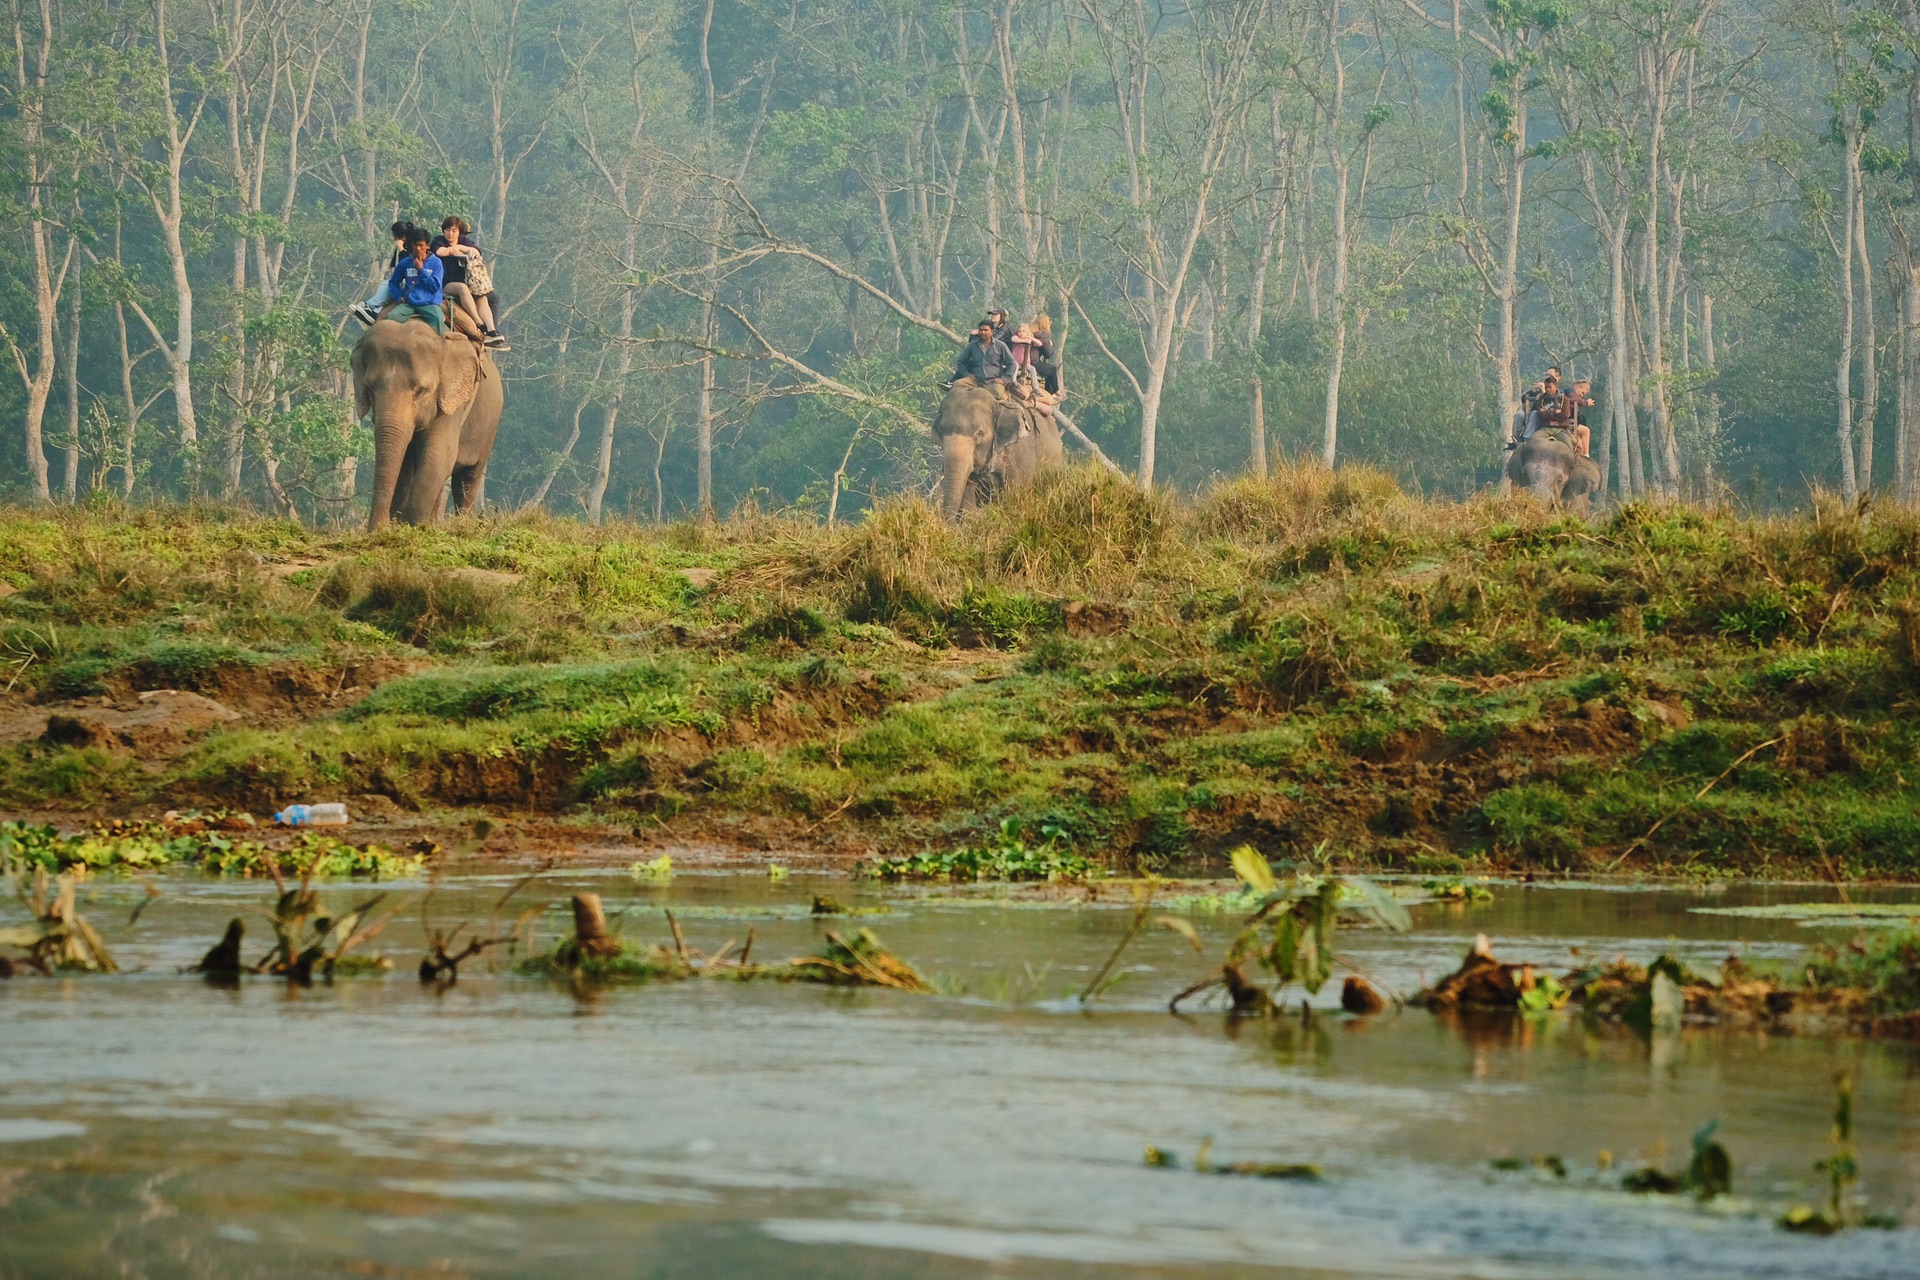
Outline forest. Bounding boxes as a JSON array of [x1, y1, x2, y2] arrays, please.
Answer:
[[2, 0, 1918, 520]]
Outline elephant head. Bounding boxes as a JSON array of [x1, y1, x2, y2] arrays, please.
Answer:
[[930, 378, 1064, 517], [932, 378, 997, 518], [351, 319, 493, 529], [1506, 434, 1603, 515]]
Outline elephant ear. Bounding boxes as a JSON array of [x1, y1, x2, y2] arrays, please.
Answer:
[[991, 402, 1027, 445], [438, 340, 480, 417], [351, 346, 373, 419]]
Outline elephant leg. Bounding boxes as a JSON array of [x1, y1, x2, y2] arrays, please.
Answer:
[[450, 460, 488, 515], [399, 420, 462, 525]]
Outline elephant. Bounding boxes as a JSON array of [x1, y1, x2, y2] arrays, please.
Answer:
[[932, 377, 1064, 518], [1506, 432, 1603, 515], [351, 318, 503, 530]]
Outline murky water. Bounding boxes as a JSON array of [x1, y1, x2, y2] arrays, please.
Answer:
[[2, 868, 1917, 1279]]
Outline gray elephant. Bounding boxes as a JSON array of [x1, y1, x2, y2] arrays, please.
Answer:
[[932, 377, 1064, 518], [1506, 433, 1603, 515], [351, 319, 503, 530]]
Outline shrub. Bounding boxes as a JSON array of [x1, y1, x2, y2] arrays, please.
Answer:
[[951, 584, 1058, 648], [1478, 784, 1581, 862], [325, 562, 522, 649]]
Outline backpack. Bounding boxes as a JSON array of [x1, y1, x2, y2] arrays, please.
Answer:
[[466, 253, 495, 296]]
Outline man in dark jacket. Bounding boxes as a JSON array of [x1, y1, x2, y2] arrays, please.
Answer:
[[1518, 374, 1559, 442], [953, 320, 1013, 385]]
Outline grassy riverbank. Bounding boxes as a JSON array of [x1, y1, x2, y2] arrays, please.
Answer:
[[3, 466, 1918, 877]]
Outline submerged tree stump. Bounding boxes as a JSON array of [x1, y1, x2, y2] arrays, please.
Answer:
[[570, 894, 622, 958], [194, 918, 245, 977], [1341, 976, 1386, 1015]]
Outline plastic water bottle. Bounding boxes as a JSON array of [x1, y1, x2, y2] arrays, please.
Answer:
[[274, 802, 349, 826]]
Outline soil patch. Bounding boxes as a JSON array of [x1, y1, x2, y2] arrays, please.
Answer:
[[37, 690, 241, 758], [96, 656, 426, 722]]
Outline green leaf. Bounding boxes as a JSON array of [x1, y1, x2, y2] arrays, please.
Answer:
[[1156, 916, 1205, 953], [1344, 875, 1412, 933], [1229, 844, 1276, 895]]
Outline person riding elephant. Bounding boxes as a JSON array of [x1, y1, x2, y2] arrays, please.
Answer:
[[352, 315, 504, 529], [1568, 378, 1595, 457], [1506, 432, 1602, 516], [953, 320, 1014, 387], [931, 376, 1062, 518], [1027, 314, 1061, 395]]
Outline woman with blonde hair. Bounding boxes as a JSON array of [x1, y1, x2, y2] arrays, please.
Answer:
[[1028, 314, 1060, 396]]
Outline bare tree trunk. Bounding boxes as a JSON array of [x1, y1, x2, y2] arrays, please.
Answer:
[[1608, 215, 1646, 500], [652, 424, 669, 525], [1319, 20, 1350, 469], [697, 317, 715, 514], [1834, 102, 1863, 500], [1249, 378, 1267, 478], [1855, 185, 1877, 491], [1896, 250, 1918, 503], [698, 0, 719, 516], [61, 258, 79, 501], [1492, 77, 1526, 451], [586, 405, 617, 524], [527, 400, 586, 510], [114, 295, 138, 498], [6, 0, 64, 503], [1643, 139, 1680, 491]]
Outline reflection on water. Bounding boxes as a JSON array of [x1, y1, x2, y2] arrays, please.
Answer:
[[0, 870, 1916, 1279]]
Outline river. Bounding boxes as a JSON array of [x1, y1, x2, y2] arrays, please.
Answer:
[[2, 868, 1916, 1278]]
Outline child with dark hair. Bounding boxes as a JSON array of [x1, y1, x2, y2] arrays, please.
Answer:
[[351, 221, 416, 327]]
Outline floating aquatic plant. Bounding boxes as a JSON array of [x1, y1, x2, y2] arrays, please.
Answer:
[[861, 819, 1091, 882], [0, 818, 425, 879]]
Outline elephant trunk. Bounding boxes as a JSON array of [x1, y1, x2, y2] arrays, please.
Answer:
[[938, 430, 977, 519], [366, 388, 414, 531]]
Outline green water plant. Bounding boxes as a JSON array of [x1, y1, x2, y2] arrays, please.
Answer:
[[1780, 1074, 1898, 1232], [861, 819, 1091, 882], [1168, 845, 1410, 1013], [0, 819, 424, 879], [1618, 1122, 1732, 1201]]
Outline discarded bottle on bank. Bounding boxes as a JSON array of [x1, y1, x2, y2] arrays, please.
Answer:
[[274, 803, 349, 826]]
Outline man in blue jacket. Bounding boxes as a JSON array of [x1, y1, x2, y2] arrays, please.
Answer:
[[385, 229, 446, 334]]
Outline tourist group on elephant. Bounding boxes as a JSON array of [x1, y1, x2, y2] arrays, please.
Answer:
[[348, 216, 505, 531], [932, 308, 1068, 517], [1504, 365, 1603, 513]]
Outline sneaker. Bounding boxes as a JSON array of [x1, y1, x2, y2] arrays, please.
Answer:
[[483, 332, 510, 351], [349, 303, 378, 326]]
